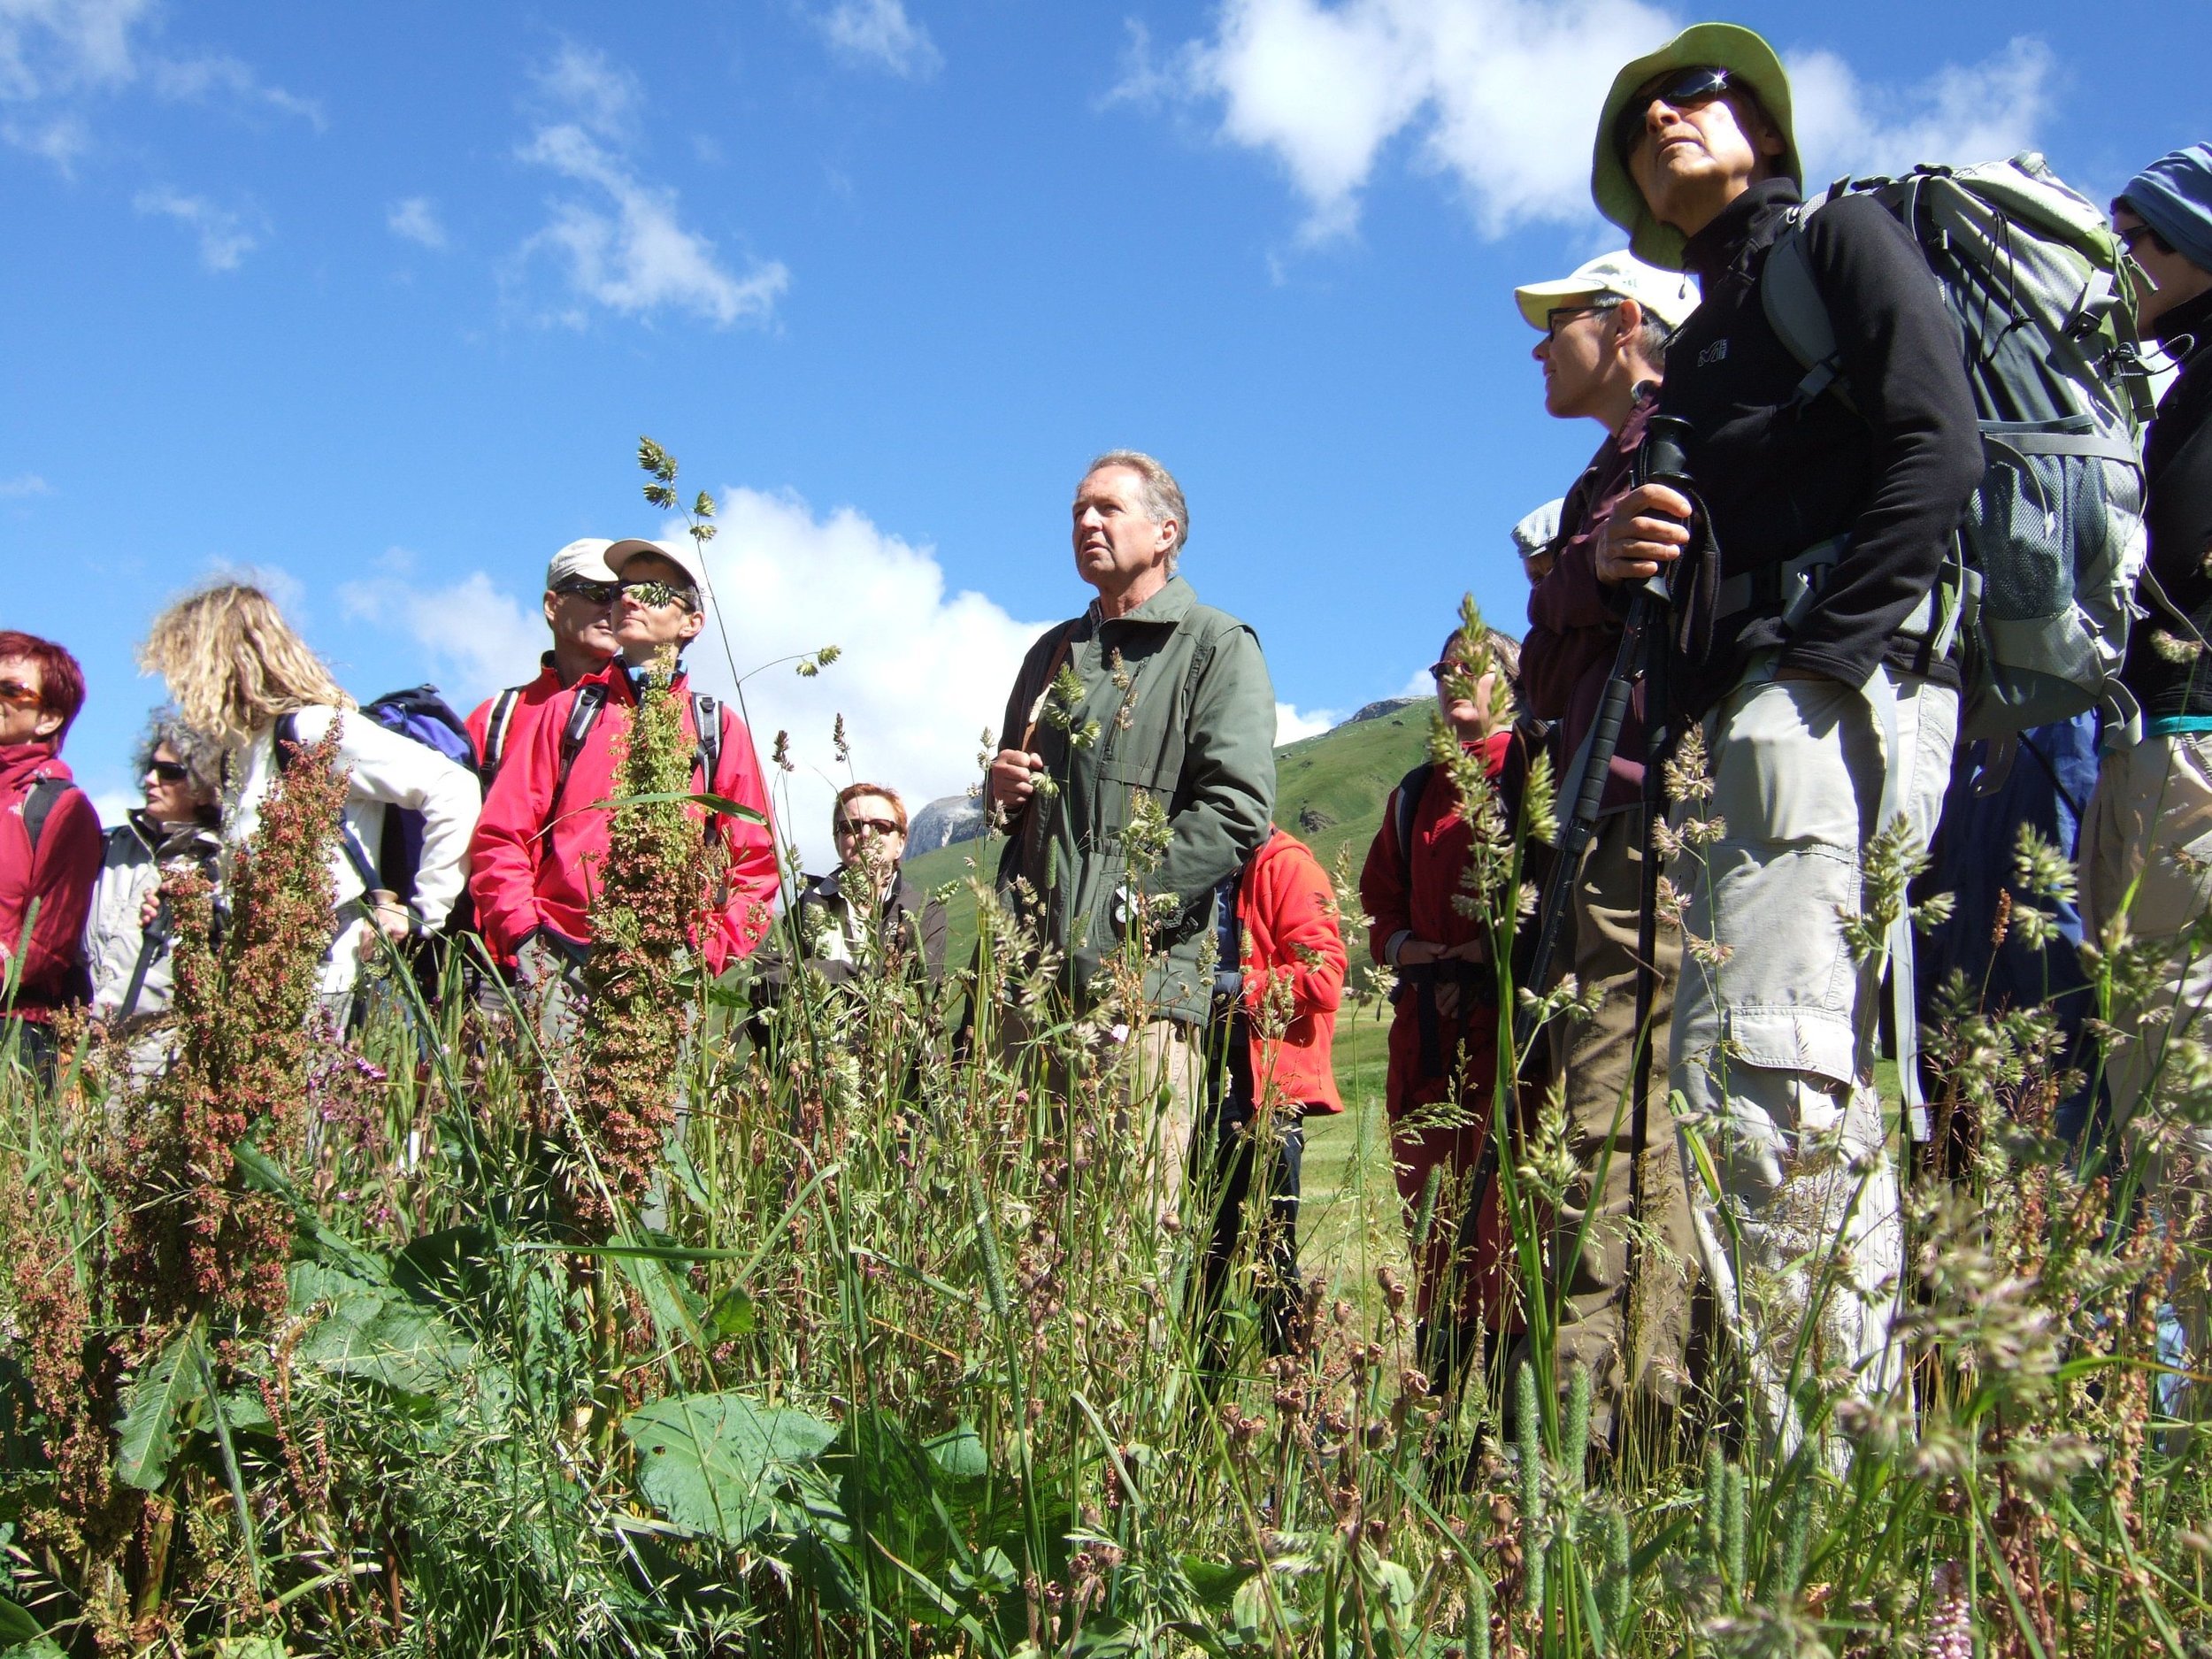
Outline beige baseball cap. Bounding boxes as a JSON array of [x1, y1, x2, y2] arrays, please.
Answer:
[[605, 537, 710, 609], [1514, 250, 1701, 333], [544, 537, 618, 590]]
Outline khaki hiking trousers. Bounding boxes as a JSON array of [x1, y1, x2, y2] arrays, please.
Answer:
[[1670, 664, 1956, 1458]]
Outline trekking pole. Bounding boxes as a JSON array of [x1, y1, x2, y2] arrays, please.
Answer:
[[116, 900, 171, 1024], [1424, 399, 1694, 1393]]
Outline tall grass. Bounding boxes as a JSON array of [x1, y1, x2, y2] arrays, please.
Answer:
[[0, 503, 2205, 1658]]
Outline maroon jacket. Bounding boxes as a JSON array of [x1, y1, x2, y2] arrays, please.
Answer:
[[0, 743, 102, 1020], [1521, 398, 1652, 816]]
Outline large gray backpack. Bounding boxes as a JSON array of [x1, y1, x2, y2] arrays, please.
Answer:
[[1762, 152, 2156, 741]]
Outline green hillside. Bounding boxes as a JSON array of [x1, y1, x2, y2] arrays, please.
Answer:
[[900, 704, 1434, 979]]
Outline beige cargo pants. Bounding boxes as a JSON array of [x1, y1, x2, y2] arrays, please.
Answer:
[[2078, 731, 2212, 1422], [1669, 664, 1956, 1457]]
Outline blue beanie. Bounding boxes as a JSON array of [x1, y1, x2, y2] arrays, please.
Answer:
[[2123, 142, 2212, 275]]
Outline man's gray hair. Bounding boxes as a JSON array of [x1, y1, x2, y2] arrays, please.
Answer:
[[1628, 307, 1673, 373], [1083, 449, 1190, 572], [133, 705, 222, 798]]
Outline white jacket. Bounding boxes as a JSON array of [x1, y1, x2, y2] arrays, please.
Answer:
[[223, 705, 480, 996], [83, 812, 224, 1021]]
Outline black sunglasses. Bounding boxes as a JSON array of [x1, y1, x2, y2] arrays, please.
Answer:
[[1546, 298, 1624, 337], [148, 760, 191, 783], [2117, 220, 2174, 259], [552, 577, 620, 604], [618, 579, 700, 611], [837, 816, 902, 838], [1614, 65, 1736, 162]]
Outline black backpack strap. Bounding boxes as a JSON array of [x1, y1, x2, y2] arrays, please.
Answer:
[[691, 693, 722, 789], [19, 776, 73, 858], [544, 681, 609, 838], [273, 711, 301, 771], [481, 686, 525, 784], [1393, 763, 1433, 869]]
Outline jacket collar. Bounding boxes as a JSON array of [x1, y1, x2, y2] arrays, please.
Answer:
[[2155, 287, 2212, 361], [588, 657, 691, 704], [1682, 174, 1801, 286], [0, 741, 66, 796], [1087, 572, 1198, 630]]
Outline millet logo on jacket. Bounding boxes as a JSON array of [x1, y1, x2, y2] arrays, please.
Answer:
[[1698, 338, 1730, 367]]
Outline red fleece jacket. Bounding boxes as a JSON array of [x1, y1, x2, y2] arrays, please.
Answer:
[[1235, 827, 1346, 1113], [0, 743, 102, 1020], [468, 663, 780, 971]]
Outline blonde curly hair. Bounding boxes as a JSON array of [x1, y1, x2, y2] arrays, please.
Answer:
[[137, 583, 351, 753]]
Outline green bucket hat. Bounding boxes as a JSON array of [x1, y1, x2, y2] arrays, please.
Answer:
[[1591, 22, 1801, 271]]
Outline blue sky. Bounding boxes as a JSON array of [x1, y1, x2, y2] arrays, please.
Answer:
[[3, 0, 2204, 852]]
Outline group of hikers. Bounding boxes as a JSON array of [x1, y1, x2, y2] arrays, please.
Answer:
[[4, 23, 2209, 1462]]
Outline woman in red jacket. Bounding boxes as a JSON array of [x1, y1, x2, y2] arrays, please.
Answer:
[[1360, 628, 1534, 1386], [1194, 825, 1346, 1365]]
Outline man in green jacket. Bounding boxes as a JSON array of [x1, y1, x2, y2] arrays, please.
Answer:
[[987, 450, 1278, 1210]]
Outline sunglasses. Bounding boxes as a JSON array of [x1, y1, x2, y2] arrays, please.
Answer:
[[0, 679, 42, 710], [2117, 220, 2174, 259], [1428, 661, 1471, 683], [837, 816, 902, 838], [1546, 298, 1623, 337], [147, 760, 191, 783], [553, 577, 620, 604], [1614, 65, 1736, 162], [618, 579, 699, 611]]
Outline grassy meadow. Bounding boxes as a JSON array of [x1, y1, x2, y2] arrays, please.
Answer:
[[0, 648, 2206, 1659]]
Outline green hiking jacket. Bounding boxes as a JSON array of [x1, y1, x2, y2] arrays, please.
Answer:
[[994, 575, 1277, 1024]]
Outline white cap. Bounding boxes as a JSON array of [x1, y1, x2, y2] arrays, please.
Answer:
[[605, 537, 710, 607], [1511, 498, 1565, 558], [544, 537, 618, 590], [1513, 250, 1700, 333]]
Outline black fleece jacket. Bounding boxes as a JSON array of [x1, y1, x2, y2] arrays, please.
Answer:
[[1656, 177, 1984, 718], [2122, 287, 2212, 722]]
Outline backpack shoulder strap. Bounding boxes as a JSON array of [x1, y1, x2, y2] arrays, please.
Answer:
[[20, 776, 74, 858], [1392, 763, 1433, 869], [546, 681, 609, 833], [1760, 209, 1852, 412], [273, 710, 301, 772], [482, 686, 525, 780], [690, 693, 722, 787]]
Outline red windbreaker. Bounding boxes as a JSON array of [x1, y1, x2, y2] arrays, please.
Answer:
[[1235, 827, 1346, 1113], [0, 743, 102, 1021], [468, 663, 780, 971]]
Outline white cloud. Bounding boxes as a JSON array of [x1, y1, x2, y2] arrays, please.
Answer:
[[339, 567, 544, 709], [1121, 1, 2057, 243], [514, 46, 788, 328], [677, 487, 1047, 869], [341, 490, 1048, 871], [1276, 702, 1339, 743], [815, 0, 941, 79], [134, 186, 260, 270], [0, 0, 150, 100], [1, 1, 318, 171], [0, 472, 50, 497], [89, 787, 137, 831], [531, 40, 638, 138], [1789, 38, 2055, 185], [386, 195, 446, 249], [147, 52, 323, 128]]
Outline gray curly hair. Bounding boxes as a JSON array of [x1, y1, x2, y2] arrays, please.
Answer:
[[132, 706, 223, 799]]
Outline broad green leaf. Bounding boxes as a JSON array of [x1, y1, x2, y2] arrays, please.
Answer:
[[622, 1392, 836, 1544], [114, 1326, 204, 1492], [0, 1594, 41, 1644], [300, 1297, 472, 1398], [710, 1286, 757, 1340], [212, 1639, 288, 1659], [924, 1424, 987, 1481]]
